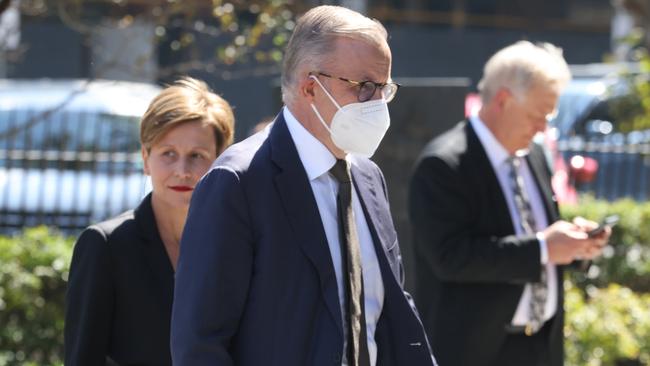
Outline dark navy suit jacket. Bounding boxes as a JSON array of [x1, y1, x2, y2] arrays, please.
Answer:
[[171, 112, 436, 366]]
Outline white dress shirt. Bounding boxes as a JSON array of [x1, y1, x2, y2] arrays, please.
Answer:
[[469, 115, 558, 325], [284, 107, 385, 366]]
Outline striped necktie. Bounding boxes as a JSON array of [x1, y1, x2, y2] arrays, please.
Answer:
[[506, 156, 547, 335]]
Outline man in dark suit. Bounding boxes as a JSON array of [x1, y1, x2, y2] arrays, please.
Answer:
[[171, 5, 436, 366], [409, 41, 611, 366]]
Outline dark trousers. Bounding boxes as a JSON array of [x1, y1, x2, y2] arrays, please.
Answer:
[[492, 319, 553, 366]]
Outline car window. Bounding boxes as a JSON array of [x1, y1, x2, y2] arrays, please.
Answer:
[[0, 109, 141, 171], [570, 99, 614, 136], [551, 93, 597, 136]]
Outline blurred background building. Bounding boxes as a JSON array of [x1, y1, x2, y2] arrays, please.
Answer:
[[2, 0, 617, 138]]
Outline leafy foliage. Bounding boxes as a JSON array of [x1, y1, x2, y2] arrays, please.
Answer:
[[607, 27, 650, 133], [562, 197, 650, 365], [565, 283, 650, 366], [0, 227, 72, 366], [561, 196, 650, 293], [17, 0, 297, 78]]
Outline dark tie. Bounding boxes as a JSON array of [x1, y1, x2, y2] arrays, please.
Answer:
[[329, 159, 371, 366], [506, 156, 548, 335]]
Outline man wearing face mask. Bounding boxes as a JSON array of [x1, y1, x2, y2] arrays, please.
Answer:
[[171, 5, 437, 366]]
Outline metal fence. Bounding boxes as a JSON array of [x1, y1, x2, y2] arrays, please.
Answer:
[[558, 137, 650, 202], [0, 108, 150, 233]]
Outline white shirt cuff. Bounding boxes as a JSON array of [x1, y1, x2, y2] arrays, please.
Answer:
[[537, 232, 548, 264]]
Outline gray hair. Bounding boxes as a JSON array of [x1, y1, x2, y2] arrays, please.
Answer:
[[281, 5, 388, 105], [478, 41, 571, 103]]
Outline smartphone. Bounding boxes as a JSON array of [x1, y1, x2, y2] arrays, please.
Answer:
[[587, 214, 619, 237]]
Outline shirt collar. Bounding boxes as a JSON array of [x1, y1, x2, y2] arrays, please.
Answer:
[[469, 114, 529, 169], [283, 106, 340, 181]]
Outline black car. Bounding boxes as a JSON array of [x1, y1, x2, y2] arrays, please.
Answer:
[[550, 64, 650, 201]]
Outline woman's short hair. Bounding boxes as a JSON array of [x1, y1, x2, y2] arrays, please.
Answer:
[[140, 77, 235, 154], [280, 5, 388, 105], [478, 41, 571, 103]]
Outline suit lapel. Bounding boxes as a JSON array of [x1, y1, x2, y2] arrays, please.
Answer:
[[465, 122, 515, 234], [350, 164, 398, 277], [135, 194, 175, 306], [525, 146, 559, 221], [270, 113, 343, 336]]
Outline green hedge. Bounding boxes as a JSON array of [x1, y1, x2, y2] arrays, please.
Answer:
[[561, 197, 650, 292], [565, 282, 650, 366], [562, 197, 650, 366], [0, 227, 72, 366], [2, 198, 650, 366]]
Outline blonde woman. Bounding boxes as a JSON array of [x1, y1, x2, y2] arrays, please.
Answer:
[[64, 77, 235, 366]]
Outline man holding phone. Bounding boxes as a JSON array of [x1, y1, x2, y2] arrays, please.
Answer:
[[409, 41, 611, 366], [587, 215, 619, 238]]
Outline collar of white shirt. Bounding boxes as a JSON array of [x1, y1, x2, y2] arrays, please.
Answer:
[[283, 106, 351, 180], [469, 114, 529, 169]]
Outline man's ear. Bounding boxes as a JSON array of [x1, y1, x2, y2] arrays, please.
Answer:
[[141, 146, 150, 176], [300, 75, 317, 102], [494, 88, 513, 112]]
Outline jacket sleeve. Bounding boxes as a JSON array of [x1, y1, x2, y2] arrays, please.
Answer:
[[171, 166, 254, 366], [409, 155, 541, 284], [64, 227, 114, 366]]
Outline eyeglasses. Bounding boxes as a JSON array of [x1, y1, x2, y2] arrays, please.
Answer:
[[310, 71, 401, 103]]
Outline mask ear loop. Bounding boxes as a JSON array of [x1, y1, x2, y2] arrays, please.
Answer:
[[309, 74, 342, 133], [310, 103, 332, 133], [309, 75, 342, 109]]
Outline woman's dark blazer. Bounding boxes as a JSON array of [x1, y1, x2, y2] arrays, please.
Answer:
[[65, 193, 174, 366]]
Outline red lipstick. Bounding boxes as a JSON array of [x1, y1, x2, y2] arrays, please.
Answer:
[[170, 186, 193, 192]]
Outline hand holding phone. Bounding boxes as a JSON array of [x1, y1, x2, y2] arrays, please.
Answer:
[[587, 214, 619, 237]]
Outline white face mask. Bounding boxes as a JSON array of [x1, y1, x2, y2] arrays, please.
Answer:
[[309, 75, 390, 158]]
